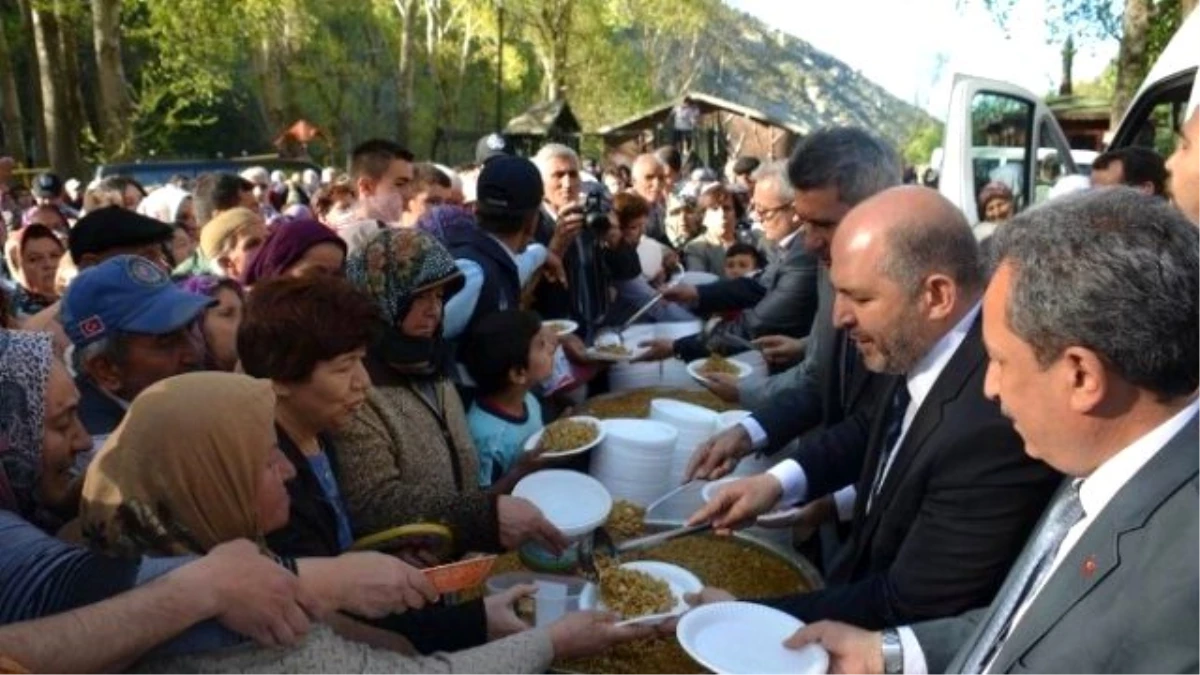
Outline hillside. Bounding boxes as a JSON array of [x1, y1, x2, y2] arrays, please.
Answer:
[[626, 4, 937, 147]]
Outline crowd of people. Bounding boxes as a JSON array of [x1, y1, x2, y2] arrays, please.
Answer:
[[0, 100, 1196, 674]]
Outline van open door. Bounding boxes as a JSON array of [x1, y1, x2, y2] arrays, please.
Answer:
[[939, 75, 1078, 225]]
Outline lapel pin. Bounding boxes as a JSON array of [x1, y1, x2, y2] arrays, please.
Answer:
[[1082, 554, 1097, 577]]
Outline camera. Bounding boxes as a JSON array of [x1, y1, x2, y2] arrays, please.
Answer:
[[582, 188, 613, 236]]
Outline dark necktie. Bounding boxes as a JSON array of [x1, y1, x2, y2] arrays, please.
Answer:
[[867, 383, 911, 509], [961, 482, 1086, 673]]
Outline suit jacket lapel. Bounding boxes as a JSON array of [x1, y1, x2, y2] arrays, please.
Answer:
[[871, 318, 986, 516], [990, 418, 1199, 672]]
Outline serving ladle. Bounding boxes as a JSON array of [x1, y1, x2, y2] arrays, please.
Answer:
[[577, 522, 714, 580]]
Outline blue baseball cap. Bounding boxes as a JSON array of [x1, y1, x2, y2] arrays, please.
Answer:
[[61, 255, 215, 348]]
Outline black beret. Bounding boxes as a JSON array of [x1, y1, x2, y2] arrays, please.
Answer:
[[732, 156, 761, 176], [69, 206, 174, 264]]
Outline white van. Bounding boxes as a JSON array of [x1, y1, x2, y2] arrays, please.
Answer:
[[938, 10, 1198, 223]]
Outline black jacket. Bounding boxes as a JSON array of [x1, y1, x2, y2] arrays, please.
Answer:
[[693, 235, 819, 344], [532, 209, 609, 339], [266, 426, 488, 654], [764, 318, 1061, 629], [444, 225, 522, 339]]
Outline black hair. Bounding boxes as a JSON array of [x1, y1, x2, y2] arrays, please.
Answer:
[[1092, 146, 1167, 196], [654, 146, 682, 173], [724, 242, 765, 269], [463, 310, 543, 395], [351, 139, 415, 183]]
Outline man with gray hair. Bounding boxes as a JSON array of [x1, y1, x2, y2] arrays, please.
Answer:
[[690, 185, 1059, 630], [640, 160, 819, 362], [532, 143, 606, 348], [788, 187, 1198, 674], [631, 153, 671, 246]]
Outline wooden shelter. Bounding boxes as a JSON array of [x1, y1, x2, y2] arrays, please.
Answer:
[[503, 100, 582, 156], [1047, 95, 1111, 151], [596, 92, 806, 170]]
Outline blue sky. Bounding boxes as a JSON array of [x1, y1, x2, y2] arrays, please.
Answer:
[[726, 0, 1119, 119]]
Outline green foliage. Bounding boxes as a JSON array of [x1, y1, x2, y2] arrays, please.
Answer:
[[903, 122, 945, 166]]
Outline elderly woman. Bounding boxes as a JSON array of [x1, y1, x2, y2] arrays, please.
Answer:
[[0, 330, 91, 530], [76, 371, 649, 672], [240, 217, 347, 287], [684, 183, 757, 277], [178, 275, 245, 372], [239, 275, 541, 654], [4, 224, 65, 318], [978, 181, 1015, 223], [335, 229, 566, 556]]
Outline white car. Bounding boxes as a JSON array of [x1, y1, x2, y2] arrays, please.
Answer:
[[938, 11, 1198, 224]]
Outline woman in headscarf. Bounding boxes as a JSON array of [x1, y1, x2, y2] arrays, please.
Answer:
[[335, 229, 566, 555], [3, 224, 65, 319], [239, 217, 346, 287], [178, 275, 245, 372], [138, 184, 204, 276], [0, 330, 91, 530], [240, 274, 535, 654], [975, 180, 1016, 245], [77, 371, 648, 673]]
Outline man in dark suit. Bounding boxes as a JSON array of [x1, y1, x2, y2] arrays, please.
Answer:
[[788, 187, 1199, 674], [691, 186, 1060, 629], [656, 161, 819, 359], [685, 127, 902, 480]]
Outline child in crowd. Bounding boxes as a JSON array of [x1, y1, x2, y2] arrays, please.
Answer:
[[463, 309, 557, 490], [722, 242, 765, 279]]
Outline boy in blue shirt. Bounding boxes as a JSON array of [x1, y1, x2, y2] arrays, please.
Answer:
[[463, 310, 557, 489]]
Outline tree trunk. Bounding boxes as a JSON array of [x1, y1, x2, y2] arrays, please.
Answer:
[[17, 0, 49, 165], [1111, 0, 1151, 127], [394, 0, 417, 146], [0, 14, 29, 163], [91, 0, 132, 158], [1182, 0, 1197, 17], [30, 3, 80, 175], [55, 0, 91, 156]]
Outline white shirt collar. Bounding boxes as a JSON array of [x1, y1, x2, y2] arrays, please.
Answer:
[[905, 302, 981, 405], [778, 229, 801, 251], [1077, 399, 1199, 519]]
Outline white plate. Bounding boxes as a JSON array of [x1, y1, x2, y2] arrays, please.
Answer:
[[544, 319, 579, 337], [580, 561, 703, 625], [676, 601, 829, 674], [671, 271, 720, 286], [523, 416, 605, 458], [686, 358, 753, 385], [511, 469, 612, 538]]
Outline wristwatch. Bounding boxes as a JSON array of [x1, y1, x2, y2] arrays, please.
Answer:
[[880, 627, 904, 674]]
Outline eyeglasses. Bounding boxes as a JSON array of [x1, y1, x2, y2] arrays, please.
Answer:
[[753, 202, 792, 220]]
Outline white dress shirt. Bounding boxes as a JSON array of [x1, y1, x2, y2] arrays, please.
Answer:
[[899, 398, 1200, 674], [765, 303, 980, 509]]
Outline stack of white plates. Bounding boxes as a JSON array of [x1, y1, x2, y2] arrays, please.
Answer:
[[589, 418, 678, 507], [650, 399, 720, 486], [609, 322, 705, 392]]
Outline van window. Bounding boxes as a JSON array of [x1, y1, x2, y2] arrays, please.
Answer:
[[1112, 69, 1196, 155], [1034, 119, 1067, 205], [972, 92, 1034, 211]]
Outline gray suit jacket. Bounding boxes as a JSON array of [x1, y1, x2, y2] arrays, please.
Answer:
[[912, 414, 1199, 673]]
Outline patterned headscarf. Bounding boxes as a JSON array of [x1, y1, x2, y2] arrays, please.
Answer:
[[345, 229, 464, 376], [0, 329, 53, 516], [345, 228, 463, 326], [79, 372, 277, 557]]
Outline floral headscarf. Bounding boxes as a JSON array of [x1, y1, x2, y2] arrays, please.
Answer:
[[345, 229, 464, 375], [345, 228, 463, 326], [79, 372, 277, 557], [0, 329, 53, 517]]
